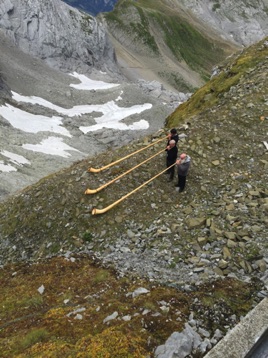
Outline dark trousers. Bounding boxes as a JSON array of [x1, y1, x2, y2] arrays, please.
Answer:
[[177, 175, 186, 191], [166, 159, 175, 179]]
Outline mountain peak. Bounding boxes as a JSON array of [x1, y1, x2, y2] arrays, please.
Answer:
[[0, 0, 118, 75]]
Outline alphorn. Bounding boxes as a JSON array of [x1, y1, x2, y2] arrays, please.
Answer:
[[91, 162, 176, 215], [88, 136, 168, 173], [85, 148, 166, 194]]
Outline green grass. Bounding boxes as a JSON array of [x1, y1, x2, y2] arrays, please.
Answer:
[[166, 36, 268, 127], [151, 12, 224, 70], [17, 328, 50, 351]]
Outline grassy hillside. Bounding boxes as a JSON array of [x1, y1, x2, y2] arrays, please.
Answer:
[[104, 0, 238, 91], [166, 36, 268, 126]]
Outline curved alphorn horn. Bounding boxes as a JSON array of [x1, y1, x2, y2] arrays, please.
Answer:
[[91, 162, 176, 215], [88, 136, 168, 173], [85, 148, 166, 194]]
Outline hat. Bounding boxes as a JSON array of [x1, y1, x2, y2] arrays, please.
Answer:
[[180, 153, 186, 159]]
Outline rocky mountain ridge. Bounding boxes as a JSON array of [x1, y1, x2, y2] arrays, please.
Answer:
[[179, 0, 268, 46], [2, 0, 268, 95], [0, 0, 118, 76]]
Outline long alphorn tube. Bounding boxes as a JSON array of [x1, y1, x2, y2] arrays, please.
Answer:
[[85, 148, 166, 194], [88, 136, 168, 173], [92, 162, 176, 215]]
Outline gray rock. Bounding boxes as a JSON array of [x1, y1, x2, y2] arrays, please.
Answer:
[[179, 0, 268, 46], [103, 311, 118, 324], [0, 0, 118, 76], [154, 323, 202, 358]]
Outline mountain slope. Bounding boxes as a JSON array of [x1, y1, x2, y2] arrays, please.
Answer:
[[1, 37, 267, 279], [0, 37, 267, 356], [166, 37, 268, 126], [179, 0, 268, 46], [0, 1, 268, 356], [103, 0, 240, 92]]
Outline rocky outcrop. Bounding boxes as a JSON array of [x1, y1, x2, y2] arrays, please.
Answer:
[[0, 0, 118, 75], [180, 0, 268, 46], [0, 73, 10, 101]]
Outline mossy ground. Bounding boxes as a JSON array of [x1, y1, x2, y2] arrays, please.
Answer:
[[0, 257, 262, 357]]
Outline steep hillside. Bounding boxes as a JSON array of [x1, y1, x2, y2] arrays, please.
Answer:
[[0, 38, 267, 357], [103, 0, 240, 92], [166, 36, 268, 125]]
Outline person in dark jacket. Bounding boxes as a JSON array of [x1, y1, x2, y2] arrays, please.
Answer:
[[175, 153, 191, 192], [165, 139, 178, 181], [167, 128, 179, 146]]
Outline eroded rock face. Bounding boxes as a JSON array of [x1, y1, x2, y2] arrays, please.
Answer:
[[0, 74, 10, 101], [0, 0, 118, 75], [180, 0, 268, 46]]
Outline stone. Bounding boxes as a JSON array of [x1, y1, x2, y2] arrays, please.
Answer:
[[127, 287, 150, 298], [198, 327, 211, 338], [103, 311, 118, 324], [187, 217, 206, 228], [214, 267, 224, 276], [197, 237, 208, 245], [251, 225, 262, 233], [223, 246, 232, 259], [227, 239, 237, 248], [218, 259, 228, 269], [212, 160, 220, 166], [224, 232, 237, 240], [37, 284, 45, 294], [127, 229, 135, 239], [226, 204, 235, 211], [154, 324, 202, 358], [255, 259, 267, 272], [115, 216, 123, 223]]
